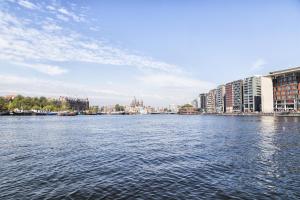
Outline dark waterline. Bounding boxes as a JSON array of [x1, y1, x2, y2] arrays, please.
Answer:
[[0, 115, 300, 199]]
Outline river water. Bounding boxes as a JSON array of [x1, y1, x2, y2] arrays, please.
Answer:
[[0, 115, 300, 199]]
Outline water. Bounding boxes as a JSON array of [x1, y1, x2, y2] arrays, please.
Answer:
[[0, 115, 300, 199]]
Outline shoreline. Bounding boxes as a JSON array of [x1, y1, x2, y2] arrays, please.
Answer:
[[1, 112, 300, 117]]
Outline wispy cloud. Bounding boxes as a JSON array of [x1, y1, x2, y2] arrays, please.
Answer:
[[57, 7, 82, 22], [0, 73, 214, 106], [12, 62, 68, 75], [0, 0, 211, 105], [0, 1, 180, 74], [16, 0, 40, 10], [138, 74, 215, 89], [251, 58, 266, 71], [0, 74, 129, 99], [42, 22, 62, 32], [136, 73, 215, 105]]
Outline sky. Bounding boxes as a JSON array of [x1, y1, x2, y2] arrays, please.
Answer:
[[1, 0, 300, 106]]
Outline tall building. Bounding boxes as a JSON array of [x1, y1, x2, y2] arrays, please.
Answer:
[[243, 76, 273, 113], [225, 82, 233, 113], [269, 67, 300, 112], [233, 80, 244, 112], [225, 80, 243, 113], [198, 93, 207, 112], [261, 76, 274, 113], [206, 89, 216, 113], [216, 85, 226, 113], [243, 76, 261, 112]]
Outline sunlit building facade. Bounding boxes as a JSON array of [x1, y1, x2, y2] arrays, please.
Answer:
[[243, 76, 261, 112], [243, 76, 273, 113], [226, 80, 243, 113], [206, 89, 216, 113], [216, 85, 226, 113], [269, 67, 300, 112], [225, 82, 233, 113]]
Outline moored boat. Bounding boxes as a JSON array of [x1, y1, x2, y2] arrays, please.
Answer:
[[0, 111, 10, 116], [32, 110, 48, 116], [12, 110, 33, 116], [47, 112, 58, 116], [58, 111, 77, 116]]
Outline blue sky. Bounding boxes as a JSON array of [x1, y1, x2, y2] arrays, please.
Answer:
[[1, 0, 300, 106]]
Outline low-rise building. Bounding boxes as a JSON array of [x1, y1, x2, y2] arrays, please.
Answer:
[[59, 96, 89, 112]]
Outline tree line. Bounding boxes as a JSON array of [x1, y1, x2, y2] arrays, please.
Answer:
[[0, 95, 66, 111], [0, 95, 125, 113]]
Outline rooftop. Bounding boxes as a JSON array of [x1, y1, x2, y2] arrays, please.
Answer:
[[268, 66, 300, 76]]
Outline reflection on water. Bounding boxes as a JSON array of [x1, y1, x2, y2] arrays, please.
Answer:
[[0, 115, 300, 199]]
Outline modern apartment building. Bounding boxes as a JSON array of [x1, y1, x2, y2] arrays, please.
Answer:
[[198, 93, 207, 112], [191, 66, 300, 114], [243, 76, 273, 113], [216, 85, 226, 113], [206, 89, 216, 113], [232, 80, 244, 112], [225, 82, 233, 113], [243, 76, 261, 112], [225, 80, 243, 113], [268, 67, 300, 112], [261, 76, 274, 113]]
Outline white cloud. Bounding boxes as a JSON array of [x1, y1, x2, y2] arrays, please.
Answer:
[[0, 0, 209, 106], [56, 14, 69, 22], [0, 74, 129, 99], [42, 23, 62, 32], [138, 74, 215, 89], [251, 58, 266, 71], [16, 0, 39, 10], [12, 62, 68, 75], [136, 73, 215, 105], [0, 73, 214, 106], [57, 7, 81, 22], [0, 9, 180, 74]]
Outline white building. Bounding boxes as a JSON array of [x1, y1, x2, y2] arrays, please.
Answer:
[[243, 76, 274, 113], [216, 85, 226, 113], [206, 89, 216, 113], [261, 76, 274, 113]]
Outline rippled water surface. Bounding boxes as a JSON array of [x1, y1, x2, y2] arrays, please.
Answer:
[[0, 115, 300, 199]]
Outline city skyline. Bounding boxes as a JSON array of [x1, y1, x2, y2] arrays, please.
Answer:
[[1, 0, 300, 106]]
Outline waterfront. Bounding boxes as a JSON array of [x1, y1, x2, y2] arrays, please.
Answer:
[[0, 115, 300, 199]]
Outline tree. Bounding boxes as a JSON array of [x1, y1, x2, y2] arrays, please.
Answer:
[[0, 97, 8, 111], [32, 105, 41, 111], [8, 95, 24, 110], [89, 106, 99, 113], [43, 105, 56, 111], [115, 104, 125, 112], [181, 104, 193, 108]]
